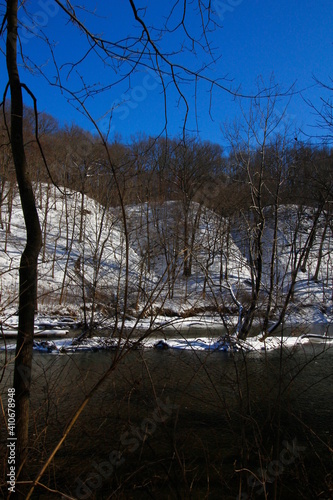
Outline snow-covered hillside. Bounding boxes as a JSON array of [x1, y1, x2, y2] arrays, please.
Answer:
[[0, 183, 332, 331], [0, 184, 146, 325]]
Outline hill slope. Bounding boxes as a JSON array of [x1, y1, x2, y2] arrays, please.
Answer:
[[0, 184, 332, 330]]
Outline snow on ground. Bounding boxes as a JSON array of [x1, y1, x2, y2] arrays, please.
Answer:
[[0, 184, 333, 351], [2, 330, 333, 354]]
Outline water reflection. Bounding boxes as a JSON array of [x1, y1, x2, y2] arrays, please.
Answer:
[[1, 336, 332, 499]]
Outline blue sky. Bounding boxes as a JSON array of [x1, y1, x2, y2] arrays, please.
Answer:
[[0, 0, 332, 146]]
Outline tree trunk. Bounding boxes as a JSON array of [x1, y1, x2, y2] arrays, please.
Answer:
[[6, 0, 42, 496], [183, 210, 191, 277], [314, 211, 329, 282]]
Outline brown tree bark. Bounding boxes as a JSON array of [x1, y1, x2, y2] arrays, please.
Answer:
[[6, 0, 42, 496]]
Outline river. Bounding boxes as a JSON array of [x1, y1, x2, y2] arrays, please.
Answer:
[[1, 330, 332, 499]]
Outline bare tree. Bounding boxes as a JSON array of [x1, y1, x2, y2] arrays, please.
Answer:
[[3, 1, 42, 496], [168, 137, 223, 277], [222, 82, 302, 339]]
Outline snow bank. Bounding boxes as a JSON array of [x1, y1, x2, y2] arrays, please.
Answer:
[[0, 184, 332, 332]]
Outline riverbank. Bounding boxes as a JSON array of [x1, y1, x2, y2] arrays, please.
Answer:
[[1, 312, 333, 354]]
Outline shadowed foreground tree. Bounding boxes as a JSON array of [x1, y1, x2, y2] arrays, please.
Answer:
[[3, 0, 42, 497]]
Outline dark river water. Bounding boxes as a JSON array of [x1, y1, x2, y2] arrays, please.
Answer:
[[1, 333, 333, 499]]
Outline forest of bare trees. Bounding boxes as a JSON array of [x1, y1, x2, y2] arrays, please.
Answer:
[[1, 100, 333, 337], [1, 1, 333, 499]]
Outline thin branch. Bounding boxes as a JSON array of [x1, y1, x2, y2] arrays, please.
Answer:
[[20, 83, 67, 196]]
